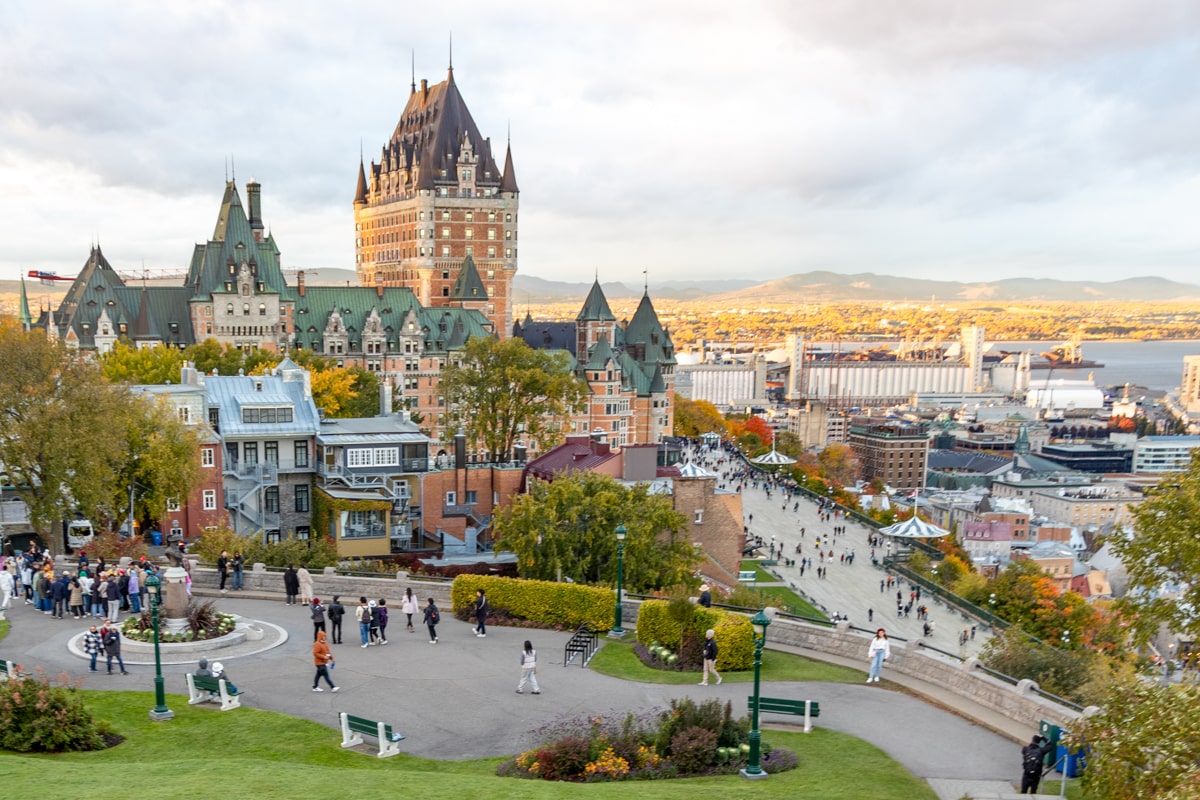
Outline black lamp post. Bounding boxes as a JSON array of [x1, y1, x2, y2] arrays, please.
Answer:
[[146, 572, 173, 721], [610, 523, 627, 638], [741, 608, 771, 780]]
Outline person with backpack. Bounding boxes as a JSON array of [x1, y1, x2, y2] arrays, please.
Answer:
[[101, 620, 128, 675], [376, 598, 389, 645], [310, 598, 327, 641], [473, 589, 489, 637], [326, 595, 345, 644], [355, 597, 371, 647], [1020, 734, 1056, 794], [423, 597, 440, 644]]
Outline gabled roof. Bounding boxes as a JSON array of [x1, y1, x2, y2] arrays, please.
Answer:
[[576, 279, 615, 322], [448, 255, 487, 300], [623, 291, 676, 367], [184, 182, 288, 301], [514, 320, 576, 354], [586, 334, 617, 370], [523, 437, 620, 484]]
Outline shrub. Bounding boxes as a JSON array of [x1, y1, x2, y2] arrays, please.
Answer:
[[0, 671, 105, 753], [121, 601, 235, 642], [84, 531, 147, 563], [669, 726, 717, 774], [534, 735, 592, 781], [636, 600, 754, 671], [451, 574, 614, 630], [762, 746, 800, 774], [657, 697, 744, 754]]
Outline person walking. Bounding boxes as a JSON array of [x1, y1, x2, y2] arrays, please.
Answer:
[[423, 597, 440, 643], [231, 551, 245, 590], [311, 597, 327, 641], [376, 598, 389, 645], [473, 589, 489, 637], [105, 573, 121, 622], [367, 600, 381, 645], [311, 631, 338, 692], [101, 620, 128, 675], [402, 588, 417, 632], [297, 564, 314, 606], [516, 640, 540, 694], [699, 629, 722, 686], [217, 550, 229, 592], [866, 628, 890, 684], [82, 625, 104, 672], [283, 565, 299, 605], [327, 595, 345, 644], [355, 597, 371, 647], [1020, 734, 1055, 794]]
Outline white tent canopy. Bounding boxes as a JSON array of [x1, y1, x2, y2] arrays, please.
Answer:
[[879, 516, 950, 540], [751, 444, 796, 466]]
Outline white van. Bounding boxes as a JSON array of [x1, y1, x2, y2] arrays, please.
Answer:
[[66, 520, 95, 550]]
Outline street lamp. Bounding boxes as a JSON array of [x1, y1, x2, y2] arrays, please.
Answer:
[[146, 572, 173, 721], [609, 524, 627, 639], [741, 608, 772, 780]]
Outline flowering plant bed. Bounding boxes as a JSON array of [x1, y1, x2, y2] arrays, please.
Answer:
[[496, 698, 797, 782], [120, 601, 236, 642]]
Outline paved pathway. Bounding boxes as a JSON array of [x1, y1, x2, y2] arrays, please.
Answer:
[[2, 594, 1037, 797], [688, 445, 993, 658]]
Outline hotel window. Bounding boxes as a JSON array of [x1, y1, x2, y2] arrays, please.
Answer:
[[465, 228, 473, 239], [203, 490, 217, 510], [465, 211, 473, 221], [264, 487, 279, 514], [442, 227, 450, 239], [442, 246, 450, 257], [441, 210, 450, 221], [487, 228, 496, 240], [264, 441, 278, 465], [295, 485, 309, 513], [201, 447, 214, 467]]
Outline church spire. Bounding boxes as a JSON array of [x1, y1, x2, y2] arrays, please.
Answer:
[[18, 275, 32, 330]]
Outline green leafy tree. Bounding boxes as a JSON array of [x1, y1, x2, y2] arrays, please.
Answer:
[[440, 336, 587, 460], [494, 472, 698, 593], [108, 395, 203, 532], [1115, 450, 1200, 644], [99, 340, 185, 385], [0, 320, 133, 536], [1075, 680, 1200, 800]]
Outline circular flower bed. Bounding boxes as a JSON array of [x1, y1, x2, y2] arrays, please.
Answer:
[[120, 600, 236, 643], [496, 698, 798, 782]]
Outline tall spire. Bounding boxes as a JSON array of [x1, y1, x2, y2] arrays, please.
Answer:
[[18, 275, 32, 330], [411, 50, 416, 94], [355, 155, 368, 206], [447, 32, 454, 82]]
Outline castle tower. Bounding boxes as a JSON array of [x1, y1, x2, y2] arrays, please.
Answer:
[[354, 65, 519, 337]]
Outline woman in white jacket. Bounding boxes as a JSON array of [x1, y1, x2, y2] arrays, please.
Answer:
[[867, 628, 890, 683]]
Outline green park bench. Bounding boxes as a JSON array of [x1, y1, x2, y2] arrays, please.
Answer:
[[186, 673, 243, 711], [339, 711, 405, 758], [0, 658, 28, 681], [749, 696, 821, 733], [759, 559, 779, 567]]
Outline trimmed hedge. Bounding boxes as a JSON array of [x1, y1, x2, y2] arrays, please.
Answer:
[[451, 574, 615, 631], [636, 600, 754, 671]]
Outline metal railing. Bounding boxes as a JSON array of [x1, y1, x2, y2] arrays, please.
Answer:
[[916, 640, 965, 662]]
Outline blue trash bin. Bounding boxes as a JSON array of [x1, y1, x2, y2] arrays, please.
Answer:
[[1056, 744, 1084, 778], [151, 531, 163, 546]]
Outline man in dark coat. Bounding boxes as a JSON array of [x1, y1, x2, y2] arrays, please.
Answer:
[[283, 565, 299, 605], [326, 595, 345, 644], [1020, 734, 1056, 794]]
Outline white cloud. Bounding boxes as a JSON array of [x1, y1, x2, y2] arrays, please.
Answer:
[[2, 0, 1200, 287]]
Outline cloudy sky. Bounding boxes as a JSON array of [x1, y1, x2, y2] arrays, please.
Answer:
[[3, 1, 1200, 287]]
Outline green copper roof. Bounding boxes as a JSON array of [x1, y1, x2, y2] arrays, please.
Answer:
[[576, 279, 615, 322], [185, 182, 289, 302], [623, 291, 676, 367], [448, 254, 487, 300], [585, 334, 617, 370], [18, 276, 31, 328]]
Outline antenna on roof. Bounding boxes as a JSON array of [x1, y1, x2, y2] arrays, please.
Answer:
[[448, 32, 454, 80], [411, 50, 416, 94], [643, 268, 648, 294], [231, 154, 236, 182], [225, 157, 229, 182]]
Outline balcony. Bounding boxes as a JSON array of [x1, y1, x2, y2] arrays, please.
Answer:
[[343, 521, 387, 539], [223, 461, 279, 485]]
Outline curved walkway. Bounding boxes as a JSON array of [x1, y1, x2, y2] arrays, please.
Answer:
[[1, 596, 1028, 797]]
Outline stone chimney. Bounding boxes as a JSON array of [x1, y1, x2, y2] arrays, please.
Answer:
[[375, 270, 384, 298], [246, 181, 264, 242], [297, 270, 306, 297]]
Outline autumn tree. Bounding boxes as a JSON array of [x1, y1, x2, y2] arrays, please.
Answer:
[[494, 472, 698, 593], [1114, 450, 1200, 644], [817, 443, 859, 487], [673, 397, 727, 437], [100, 340, 186, 385], [439, 336, 587, 460]]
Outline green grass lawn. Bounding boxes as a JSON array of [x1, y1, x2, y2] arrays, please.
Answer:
[[0, 690, 935, 799], [589, 639, 865, 684], [735, 561, 826, 619], [740, 559, 777, 583]]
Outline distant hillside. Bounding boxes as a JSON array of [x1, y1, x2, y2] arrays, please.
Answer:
[[513, 275, 757, 302], [706, 272, 1200, 304]]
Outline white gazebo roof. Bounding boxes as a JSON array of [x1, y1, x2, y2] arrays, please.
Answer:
[[678, 461, 719, 478], [751, 444, 796, 466], [879, 516, 950, 540]]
